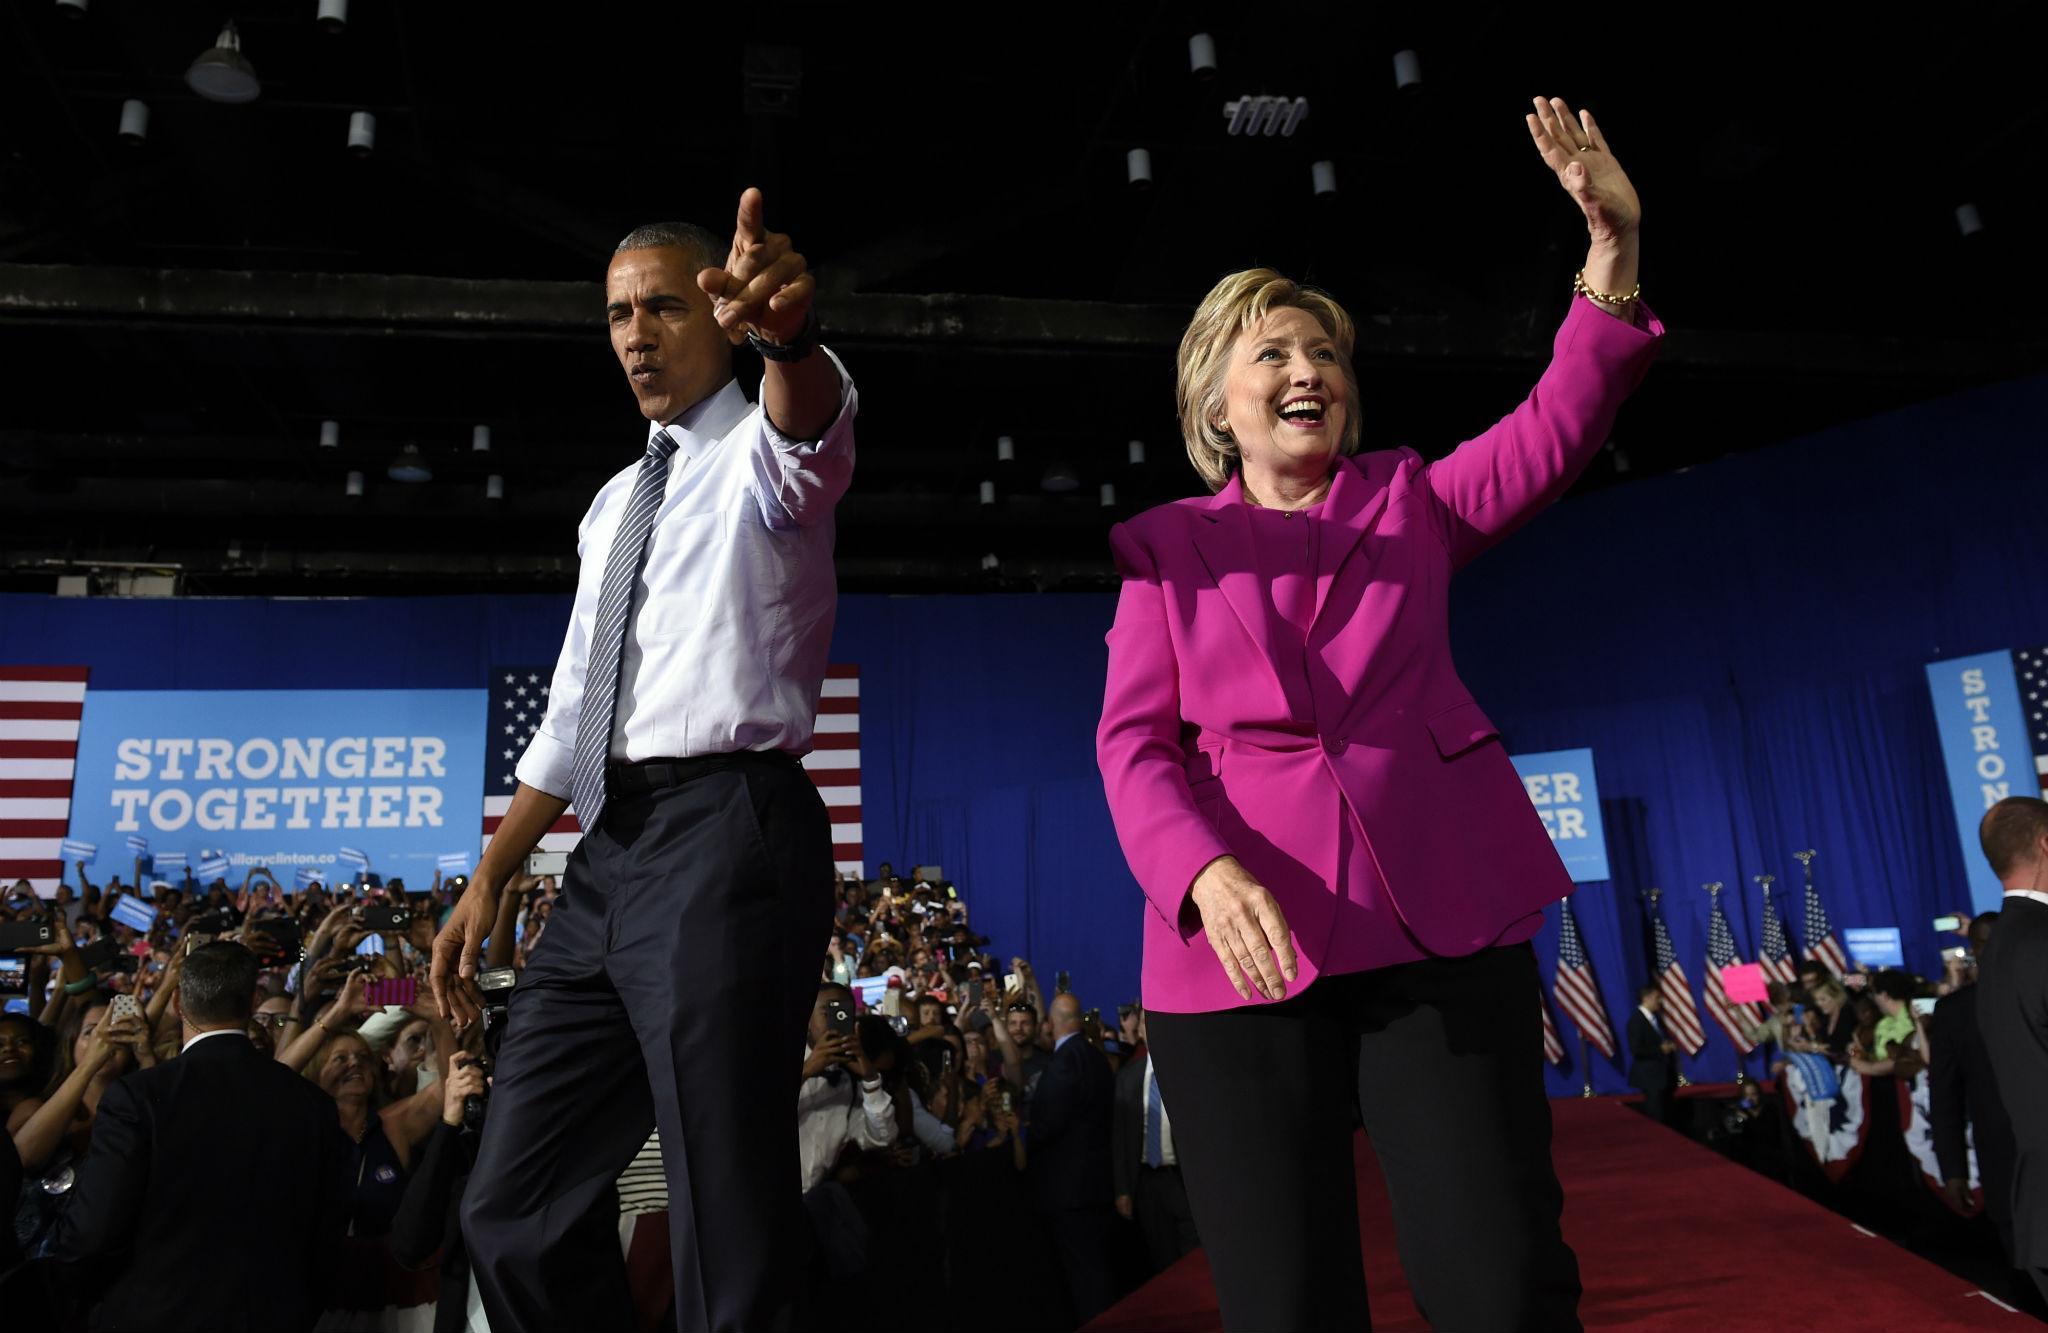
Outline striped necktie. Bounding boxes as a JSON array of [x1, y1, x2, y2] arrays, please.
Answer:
[[568, 429, 679, 832], [1143, 1059, 1166, 1168]]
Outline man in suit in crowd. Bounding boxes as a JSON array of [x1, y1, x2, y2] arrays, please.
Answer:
[[1931, 912, 2018, 1269], [1111, 1010, 1199, 1276], [1030, 992, 1118, 1325], [1978, 797, 2048, 1305], [1627, 984, 1678, 1125], [50, 942, 350, 1332]]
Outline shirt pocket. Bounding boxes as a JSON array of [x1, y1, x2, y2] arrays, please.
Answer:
[[630, 509, 733, 641], [1424, 699, 1500, 759]]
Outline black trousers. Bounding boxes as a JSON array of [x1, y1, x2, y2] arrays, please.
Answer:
[[1133, 1164, 1200, 1274], [1145, 944, 1581, 1333], [461, 753, 835, 1333]]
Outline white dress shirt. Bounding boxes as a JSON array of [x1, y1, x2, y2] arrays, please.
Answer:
[[1141, 1054, 1178, 1168], [797, 1051, 895, 1193], [181, 1027, 249, 1054], [517, 356, 857, 798]]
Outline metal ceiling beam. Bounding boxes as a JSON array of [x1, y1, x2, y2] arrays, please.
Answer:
[[3, 262, 2046, 375]]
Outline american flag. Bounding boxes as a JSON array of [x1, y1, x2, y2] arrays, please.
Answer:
[[1538, 980, 1565, 1065], [1551, 900, 1616, 1059], [1799, 857, 1851, 979], [2016, 645, 2048, 790], [1648, 900, 1707, 1056], [0, 667, 89, 895], [1702, 891, 1760, 1054], [485, 664, 865, 874], [1758, 886, 1798, 987]]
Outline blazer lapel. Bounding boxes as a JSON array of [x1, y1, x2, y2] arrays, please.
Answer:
[[1309, 459, 1390, 632], [1192, 475, 1288, 699]]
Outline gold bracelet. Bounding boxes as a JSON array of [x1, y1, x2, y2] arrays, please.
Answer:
[[1573, 268, 1640, 307]]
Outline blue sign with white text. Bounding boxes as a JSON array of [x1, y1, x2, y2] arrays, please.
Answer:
[[1925, 651, 2036, 914], [68, 690, 486, 885], [1509, 747, 1611, 882], [1843, 927, 1905, 969]]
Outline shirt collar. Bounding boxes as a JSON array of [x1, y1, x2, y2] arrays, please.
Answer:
[[648, 377, 750, 464], [1054, 1030, 1078, 1051], [2004, 889, 2048, 908], [181, 1027, 250, 1055]]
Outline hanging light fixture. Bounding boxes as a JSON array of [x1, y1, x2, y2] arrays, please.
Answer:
[[386, 444, 432, 483], [485, 474, 505, 500], [472, 425, 492, 452], [186, 22, 262, 105], [117, 100, 150, 147], [319, 420, 341, 448], [316, 0, 349, 34], [347, 111, 377, 155], [345, 470, 365, 497]]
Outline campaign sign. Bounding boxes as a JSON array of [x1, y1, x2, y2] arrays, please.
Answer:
[[1925, 651, 2035, 914], [69, 691, 485, 886], [1719, 962, 1770, 1005], [1843, 927, 1905, 969], [1509, 748, 1611, 882]]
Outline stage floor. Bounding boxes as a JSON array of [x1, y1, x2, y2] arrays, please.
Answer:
[[1086, 1096, 2038, 1330]]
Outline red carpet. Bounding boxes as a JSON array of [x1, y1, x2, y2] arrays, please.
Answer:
[[1086, 1097, 2037, 1330]]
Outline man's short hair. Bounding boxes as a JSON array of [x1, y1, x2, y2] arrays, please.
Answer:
[[1981, 796, 2048, 879], [1637, 984, 1660, 1004], [1869, 970, 1918, 1004], [180, 941, 259, 1026], [613, 222, 722, 275], [816, 981, 852, 1004]]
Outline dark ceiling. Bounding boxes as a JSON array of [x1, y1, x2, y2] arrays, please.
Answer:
[[3, 0, 2045, 594]]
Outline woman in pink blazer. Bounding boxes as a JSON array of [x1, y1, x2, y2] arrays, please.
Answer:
[[1096, 97, 1662, 1331]]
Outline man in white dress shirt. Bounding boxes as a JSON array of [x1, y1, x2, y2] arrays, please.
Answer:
[[434, 188, 854, 1333]]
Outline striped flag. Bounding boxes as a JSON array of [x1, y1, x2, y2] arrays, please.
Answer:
[[1648, 901, 1708, 1056], [1538, 981, 1565, 1065], [126, 834, 150, 855], [0, 665, 90, 895], [1758, 889, 1798, 987], [1800, 858, 1851, 979], [485, 664, 866, 875], [336, 847, 369, 870], [1702, 892, 1760, 1054], [60, 838, 97, 864], [1551, 900, 1616, 1058]]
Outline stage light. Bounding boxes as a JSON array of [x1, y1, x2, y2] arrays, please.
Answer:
[[1188, 33, 1217, 78], [1279, 98, 1309, 136], [979, 481, 995, 505], [386, 444, 431, 483], [1042, 462, 1079, 494], [117, 100, 150, 147], [345, 471, 364, 497], [347, 111, 376, 156], [1100, 483, 1117, 507], [1224, 96, 1309, 138], [1312, 160, 1338, 197], [472, 425, 491, 452], [1393, 49, 1422, 90], [1128, 440, 1145, 465], [55, 0, 87, 17], [996, 434, 1015, 462], [1127, 148, 1153, 189], [316, 0, 348, 33], [226, 538, 242, 560], [980, 553, 999, 572], [319, 419, 341, 448], [186, 22, 261, 105], [486, 474, 504, 500], [1956, 203, 1984, 236]]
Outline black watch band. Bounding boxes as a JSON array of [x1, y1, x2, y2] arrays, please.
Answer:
[[748, 307, 819, 363]]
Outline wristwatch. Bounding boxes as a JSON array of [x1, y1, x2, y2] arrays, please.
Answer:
[[747, 307, 819, 363]]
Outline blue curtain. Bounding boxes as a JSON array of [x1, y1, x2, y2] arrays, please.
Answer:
[[6, 371, 2048, 1092]]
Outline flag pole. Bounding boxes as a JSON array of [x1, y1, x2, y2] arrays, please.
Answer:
[[1578, 1030, 1592, 1098], [1647, 886, 1691, 1088]]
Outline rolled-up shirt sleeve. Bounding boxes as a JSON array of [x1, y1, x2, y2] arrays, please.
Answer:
[[513, 491, 608, 800], [753, 346, 856, 528]]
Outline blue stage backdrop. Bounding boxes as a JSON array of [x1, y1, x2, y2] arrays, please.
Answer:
[[5, 370, 2048, 1096]]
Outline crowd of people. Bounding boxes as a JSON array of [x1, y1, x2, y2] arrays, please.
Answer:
[[0, 857, 1187, 1331]]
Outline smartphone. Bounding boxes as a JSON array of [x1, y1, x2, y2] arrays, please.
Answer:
[[825, 994, 856, 1038], [357, 906, 411, 931], [365, 977, 418, 1008], [108, 992, 141, 1024], [966, 978, 983, 1008], [526, 851, 569, 877], [1000, 1089, 1013, 1114], [1055, 970, 1071, 996], [340, 954, 380, 974], [1911, 997, 1938, 1016], [0, 958, 25, 996], [1933, 914, 1963, 932], [0, 920, 55, 955], [1941, 945, 1968, 963], [1003, 973, 1022, 994]]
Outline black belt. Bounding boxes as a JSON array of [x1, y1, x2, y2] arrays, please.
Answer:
[[606, 750, 800, 799]]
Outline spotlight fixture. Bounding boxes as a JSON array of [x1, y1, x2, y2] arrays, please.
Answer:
[[1126, 148, 1153, 189], [319, 419, 341, 448], [471, 425, 491, 452], [980, 553, 999, 572], [1224, 96, 1308, 137], [979, 481, 995, 505], [1393, 49, 1422, 90], [347, 111, 376, 155], [1188, 33, 1217, 78], [316, 0, 348, 33], [1956, 202, 1984, 236], [386, 444, 431, 483], [117, 100, 150, 147], [996, 434, 1015, 462], [1312, 160, 1338, 197], [1100, 483, 1117, 507], [1127, 440, 1146, 466], [345, 470, 365, 497], [186, 22, 261, 105], [485, 474, 505, 500]]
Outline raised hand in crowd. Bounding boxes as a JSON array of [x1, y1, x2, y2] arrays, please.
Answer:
[[440, 1050, 488, 1127]]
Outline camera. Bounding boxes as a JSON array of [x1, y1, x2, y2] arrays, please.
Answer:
[[356, 905, 411, 932], [462, 966, 520, 1134]]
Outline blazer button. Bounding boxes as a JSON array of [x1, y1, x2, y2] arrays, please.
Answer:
[[1323, 737, 1348, 756]]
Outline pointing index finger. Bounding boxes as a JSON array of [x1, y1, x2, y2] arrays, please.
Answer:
[[734, 187, 766, 246]]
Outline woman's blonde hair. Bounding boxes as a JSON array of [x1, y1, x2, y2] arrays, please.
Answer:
[[1176, 268, 1363, 493]]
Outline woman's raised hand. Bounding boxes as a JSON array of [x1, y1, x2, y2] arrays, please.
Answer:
[[1526, 96, 1640, 246], [1189, 856, 1298, 1002]]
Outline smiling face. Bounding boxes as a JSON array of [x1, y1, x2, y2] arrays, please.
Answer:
[[0, 1017, 35, 1089], [606, 246, 734, 425], [1218, 307, 1351, 489], [316, 1034, 376, 1099], [386, 1018, 432, 1077]]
